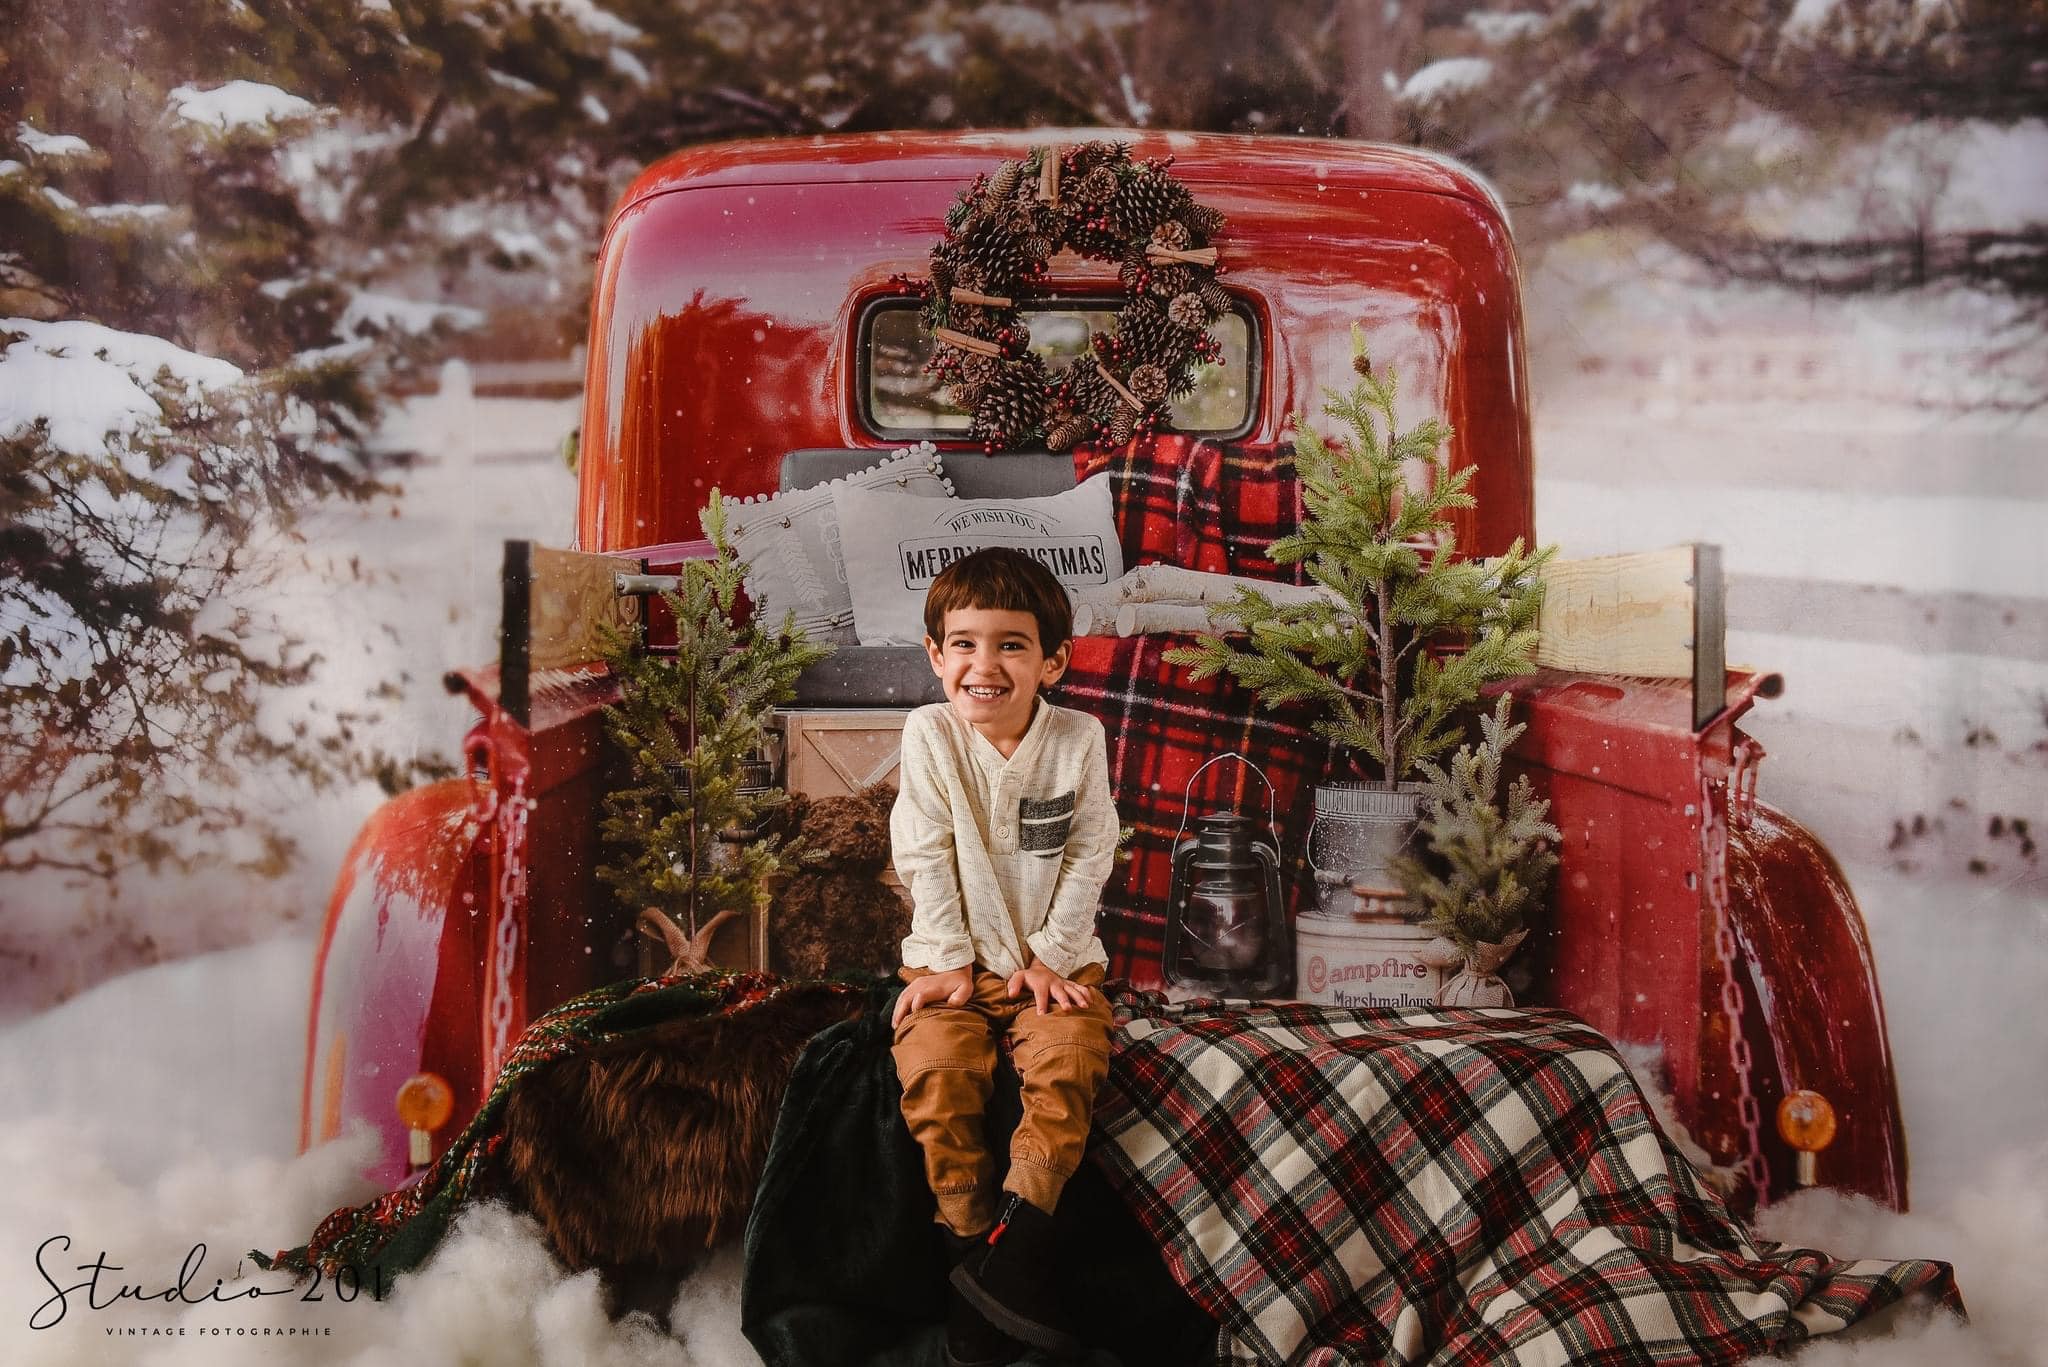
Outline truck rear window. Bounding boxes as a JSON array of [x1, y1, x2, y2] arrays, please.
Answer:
[[862, 297, 1257, 440]]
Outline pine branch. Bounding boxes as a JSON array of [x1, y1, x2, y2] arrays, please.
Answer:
[[1170, 339, 1555, 786]]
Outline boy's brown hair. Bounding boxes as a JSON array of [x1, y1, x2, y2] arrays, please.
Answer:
[[922, 547, 1074, 653]]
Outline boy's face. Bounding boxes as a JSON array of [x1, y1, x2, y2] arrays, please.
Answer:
[[925, 606, 1070, 742]]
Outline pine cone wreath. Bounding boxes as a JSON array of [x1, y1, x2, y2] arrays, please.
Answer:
[[918, 142, 1227, 452]]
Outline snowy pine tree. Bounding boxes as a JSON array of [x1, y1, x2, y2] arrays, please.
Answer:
[[0, 5, 472, 885]]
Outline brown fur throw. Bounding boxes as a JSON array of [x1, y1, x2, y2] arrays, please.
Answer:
[[499, 982, 862, 1293], [770, 783, 910, 979], [497, 785, 908, 1313]]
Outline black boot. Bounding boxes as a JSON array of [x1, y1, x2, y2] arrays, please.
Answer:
[[941, 1228, 1021, 1367], [951, 1193, 1081, 1356]]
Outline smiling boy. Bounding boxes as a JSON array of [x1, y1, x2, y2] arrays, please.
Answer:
[[888, 547, 1119, 1365]]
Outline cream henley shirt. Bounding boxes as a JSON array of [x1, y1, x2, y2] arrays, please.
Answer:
[[891, 700, 1117, 980]]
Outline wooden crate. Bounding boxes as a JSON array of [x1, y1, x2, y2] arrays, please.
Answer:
[[775, 708, 913, 799]]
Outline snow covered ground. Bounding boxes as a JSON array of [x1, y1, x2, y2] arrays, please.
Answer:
[[0, 936, 2042, 1364], [1, 278, 2043, 1360]]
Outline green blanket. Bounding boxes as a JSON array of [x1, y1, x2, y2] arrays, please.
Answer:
[[741, 977, 1217, 1367]]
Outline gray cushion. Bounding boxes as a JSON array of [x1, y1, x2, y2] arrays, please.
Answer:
[[780, 448, 1076, 500], [777, 450, 1077, 706]]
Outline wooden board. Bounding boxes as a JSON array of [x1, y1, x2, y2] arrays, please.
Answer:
[[500, 540, 643, 726], [1526, 544, 1726, 730], [1532, 546, 1700, 679]]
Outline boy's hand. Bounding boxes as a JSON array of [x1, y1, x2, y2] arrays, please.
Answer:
[[1005, 958, 1093, 1015], [892, 965, 975, 1028]]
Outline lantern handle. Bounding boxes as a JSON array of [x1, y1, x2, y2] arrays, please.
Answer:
[[1172, 751, 1279, 852]]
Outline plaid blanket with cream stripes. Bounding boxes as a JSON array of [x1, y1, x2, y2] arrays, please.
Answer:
[[1091, 992, 1960, 1366]]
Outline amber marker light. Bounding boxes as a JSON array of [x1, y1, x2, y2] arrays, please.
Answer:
[[396, 1072, 455, 1169], [1776, 1090, 1838, 1187]]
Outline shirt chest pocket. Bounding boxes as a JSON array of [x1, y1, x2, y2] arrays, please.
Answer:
[[1017, 790, 1076, 857]]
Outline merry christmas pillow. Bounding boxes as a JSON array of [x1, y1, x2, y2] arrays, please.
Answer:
[[833, 474, 1124, 646], [722, 444, 952, 635]]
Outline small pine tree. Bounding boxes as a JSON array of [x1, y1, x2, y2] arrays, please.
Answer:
[[1391, 696, 1561, 956], [1167, 326, 1553, 787], [595, 494, 830, 970]]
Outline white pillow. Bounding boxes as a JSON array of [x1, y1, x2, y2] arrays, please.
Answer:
[[834, 474, 1124, 646], [722, 445, 952, 634]]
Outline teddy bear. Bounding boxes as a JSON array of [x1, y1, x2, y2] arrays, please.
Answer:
[[769, 782, 910, 979]]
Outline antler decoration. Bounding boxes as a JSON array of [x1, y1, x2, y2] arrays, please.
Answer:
[[639, 906, 741, 975]]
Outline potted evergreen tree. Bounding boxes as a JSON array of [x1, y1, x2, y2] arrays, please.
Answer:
[[1392, 695, 1561, 1007], [597, 495, 831, 974], [1169, 328, 1551, 1001]]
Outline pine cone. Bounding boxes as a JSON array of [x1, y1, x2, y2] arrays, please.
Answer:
[[1148, 264, 1193, 299], [929, 258, 954, 296], [1198, 279, 1232, 316], [1064, 215, 1127, 261], [1117, 252, 1148, 294], [1150, 218, 1192, 251], [1044, 414, 1092, 453], [1106, 405, 1137, 446], [1075, 165, 1120, 206], [970, 360, 1047, 447], [949, 259, 986, 293], [1118, 299, 1190, 366], [955, 215, 1027, 287], [988, 160, 1024, 202], [1128, 364, 1170, 406], [1167, 291, 1209, 331], [1183, 203, 1226, 239], [1064, 363, 1112, 418], [948, 353, 996, 409], [1114, 171, 1188, 236], [1022, 232, 1055, 263]]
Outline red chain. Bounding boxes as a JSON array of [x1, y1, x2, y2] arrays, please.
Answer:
[[1701, 769, 1770, 1202]]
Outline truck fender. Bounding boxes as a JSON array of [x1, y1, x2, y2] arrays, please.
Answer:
[[1725, 801, 1909, 1210], [299, 780, 488, 1186]]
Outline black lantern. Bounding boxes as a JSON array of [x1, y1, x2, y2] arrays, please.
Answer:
[[1163, 754, 1292, 998]]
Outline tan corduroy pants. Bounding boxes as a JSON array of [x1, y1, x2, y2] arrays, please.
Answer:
[[891, 963, 1113, 1237]]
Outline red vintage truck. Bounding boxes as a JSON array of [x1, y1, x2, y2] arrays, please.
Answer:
[[299, 131, 1903, 1216]]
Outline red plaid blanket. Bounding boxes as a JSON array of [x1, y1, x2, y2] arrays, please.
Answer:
[[1091, 993, 1961, 1366], [1058, 437, 1331, 988]]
